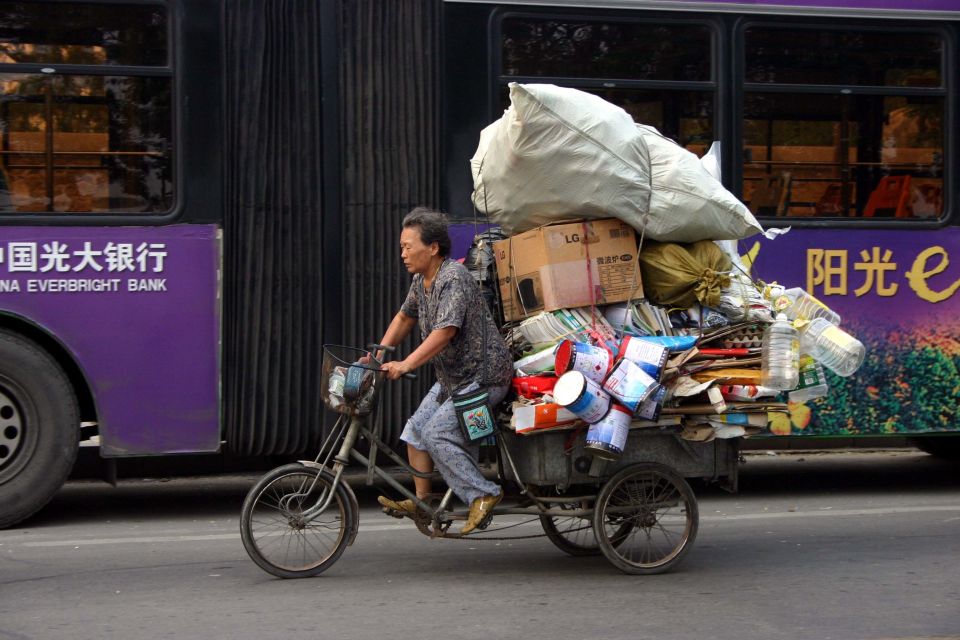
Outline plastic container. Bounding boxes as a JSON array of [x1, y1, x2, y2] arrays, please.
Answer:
[[800, 318, 865, 377], [761, 313, 800, 390], [789, 355, 829, 403], [782, 288, 842, 326]]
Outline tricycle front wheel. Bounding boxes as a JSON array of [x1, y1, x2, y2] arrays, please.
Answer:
[[240, 464, 355, 579], [593, 463, 699, 575]]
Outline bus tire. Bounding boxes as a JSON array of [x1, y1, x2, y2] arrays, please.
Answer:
[[0, 329, 79, 529], [910, 436, 960, 460]]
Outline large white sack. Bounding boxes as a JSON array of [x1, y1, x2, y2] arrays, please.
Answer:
[[471, 83, 650, 234], [637, 124, 764, 242], [471, 83, 763, 242]]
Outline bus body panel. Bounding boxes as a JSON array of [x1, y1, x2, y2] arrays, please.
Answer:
[[751, 227, 960, 437], [446, 0, 960, 439], [0, 224, 220, 455], [446, 0, 960, 20]]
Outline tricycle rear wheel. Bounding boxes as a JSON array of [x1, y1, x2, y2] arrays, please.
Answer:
[[593, 462, 699, 575], [540, 499, 600, 556]]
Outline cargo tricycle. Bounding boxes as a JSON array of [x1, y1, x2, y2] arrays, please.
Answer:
[[239, 345, 738, 578]]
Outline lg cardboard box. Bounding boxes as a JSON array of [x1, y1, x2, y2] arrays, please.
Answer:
[[493, 219, 644, 322]]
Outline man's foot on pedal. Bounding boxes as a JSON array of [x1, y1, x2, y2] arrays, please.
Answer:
[[377, 496, 420, 518], [460, 491, 503, 534]]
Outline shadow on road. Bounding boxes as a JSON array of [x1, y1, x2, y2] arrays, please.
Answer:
[[17, 450, 959, 529]]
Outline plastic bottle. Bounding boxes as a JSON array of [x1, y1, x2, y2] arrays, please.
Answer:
[[789, 355, 829, 403], [782, 288, 842, 326], [761, 313, 800, 390], [800, 318, 865, 377]]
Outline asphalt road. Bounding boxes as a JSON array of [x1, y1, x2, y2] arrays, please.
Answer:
[[1, 450, 959, 640]]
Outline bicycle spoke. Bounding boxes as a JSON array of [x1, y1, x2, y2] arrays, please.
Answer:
[[243, 470, 348, 573], [594, 466, 698, 574]]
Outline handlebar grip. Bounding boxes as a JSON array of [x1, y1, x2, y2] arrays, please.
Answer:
[[368, 343, 396, 353], [402, 373, 417, 380]]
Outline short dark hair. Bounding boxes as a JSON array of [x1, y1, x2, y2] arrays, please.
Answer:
[[402, 207, 451, 257]]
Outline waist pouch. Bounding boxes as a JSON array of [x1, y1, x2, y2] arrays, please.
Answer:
[[452, 387, 496, 442]]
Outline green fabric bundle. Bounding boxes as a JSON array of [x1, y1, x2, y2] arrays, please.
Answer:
[[638, 241, 732, 309]]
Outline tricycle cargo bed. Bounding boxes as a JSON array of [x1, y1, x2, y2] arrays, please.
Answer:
[[500, 428, 739, 489]]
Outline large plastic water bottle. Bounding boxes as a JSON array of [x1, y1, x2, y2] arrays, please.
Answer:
[[800, 318, 865, 377], [789, 355, 829, 403], [761, 313, 800, 390], [782, 288, 842, 326]]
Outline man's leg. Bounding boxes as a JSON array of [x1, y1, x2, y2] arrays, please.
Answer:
[[407, 444, 434, 498]]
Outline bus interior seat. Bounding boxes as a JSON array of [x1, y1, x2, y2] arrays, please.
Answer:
[[815, 183, 845, 217], [910, 183, 942, 218], [863, 175, 912, 218], [749, 173, 792, 216]]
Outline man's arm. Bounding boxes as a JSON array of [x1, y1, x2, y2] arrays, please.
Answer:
[[381, 326, 457, 380]]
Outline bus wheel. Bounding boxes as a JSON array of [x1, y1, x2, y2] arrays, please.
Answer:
[[0, 329, 79, 529], [910, 436, 960, 460]]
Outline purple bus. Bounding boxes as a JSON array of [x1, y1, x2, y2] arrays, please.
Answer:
[[1, 0, 958, 527], [446, 0, 960, 446]]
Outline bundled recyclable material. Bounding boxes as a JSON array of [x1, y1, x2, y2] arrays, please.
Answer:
[[472, 83, 764, 242], [638, 241, 731, 309], [463, 227, 506, 317], [473, 87, 868, 448]]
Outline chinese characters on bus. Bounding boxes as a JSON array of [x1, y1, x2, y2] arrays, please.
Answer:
[[0, 241, 169, 293], [808, 246, 960, 303]]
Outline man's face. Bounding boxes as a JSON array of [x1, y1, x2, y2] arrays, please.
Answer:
[[400, 226, 437, 275]]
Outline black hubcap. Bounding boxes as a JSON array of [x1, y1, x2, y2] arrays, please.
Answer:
[[0, 388, 23, 472]]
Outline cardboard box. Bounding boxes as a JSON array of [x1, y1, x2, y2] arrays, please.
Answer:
[[493, 219, 645, 322]]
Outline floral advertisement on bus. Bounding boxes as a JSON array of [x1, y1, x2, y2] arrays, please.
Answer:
[[749, 227, 960, 437]]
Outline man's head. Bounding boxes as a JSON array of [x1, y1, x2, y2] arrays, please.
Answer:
[[400, 207, 451, 274]]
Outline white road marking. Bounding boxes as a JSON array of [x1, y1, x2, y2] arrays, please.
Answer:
[[700, 505, 960, 522], [8, 505, 959, 548]]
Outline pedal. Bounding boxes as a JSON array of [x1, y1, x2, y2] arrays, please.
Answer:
[[477, 514, 494, 531], [381, 506, 406, 520]]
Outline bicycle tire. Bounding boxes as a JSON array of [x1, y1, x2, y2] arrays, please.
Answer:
[[240, 464, 355, 579], [593, 462, 699, 575], [539, 500, 600, 556]]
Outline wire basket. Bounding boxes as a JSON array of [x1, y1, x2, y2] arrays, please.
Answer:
[[321, 344, 384, 416]]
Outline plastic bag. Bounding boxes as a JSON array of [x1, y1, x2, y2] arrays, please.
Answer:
[[471, 83, 763, 242], [713, 240, 774, 323], [638, 241, 732, 309]]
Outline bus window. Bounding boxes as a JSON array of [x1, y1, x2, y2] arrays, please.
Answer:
[[0, 2, 167, 67], [501, 18, 711, 82], [497, 15, 716, 152], [741, 25, 946, 220], [0, 3, 172, 215], [496, 85, 714, 152]]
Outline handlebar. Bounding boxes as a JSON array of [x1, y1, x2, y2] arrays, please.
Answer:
[[365, 344, 416, 380]]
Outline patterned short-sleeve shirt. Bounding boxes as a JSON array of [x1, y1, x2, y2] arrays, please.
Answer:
[[401, 260, 513, 402]]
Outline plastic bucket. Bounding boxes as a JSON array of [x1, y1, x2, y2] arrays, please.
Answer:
[[555, 340, 613, 385], [553, 371, 611, 424], [602, 357, 657, 412], [585, 402, 633, 460]]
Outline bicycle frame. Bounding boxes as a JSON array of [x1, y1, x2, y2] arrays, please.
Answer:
[[296, 406, 599, 532]]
